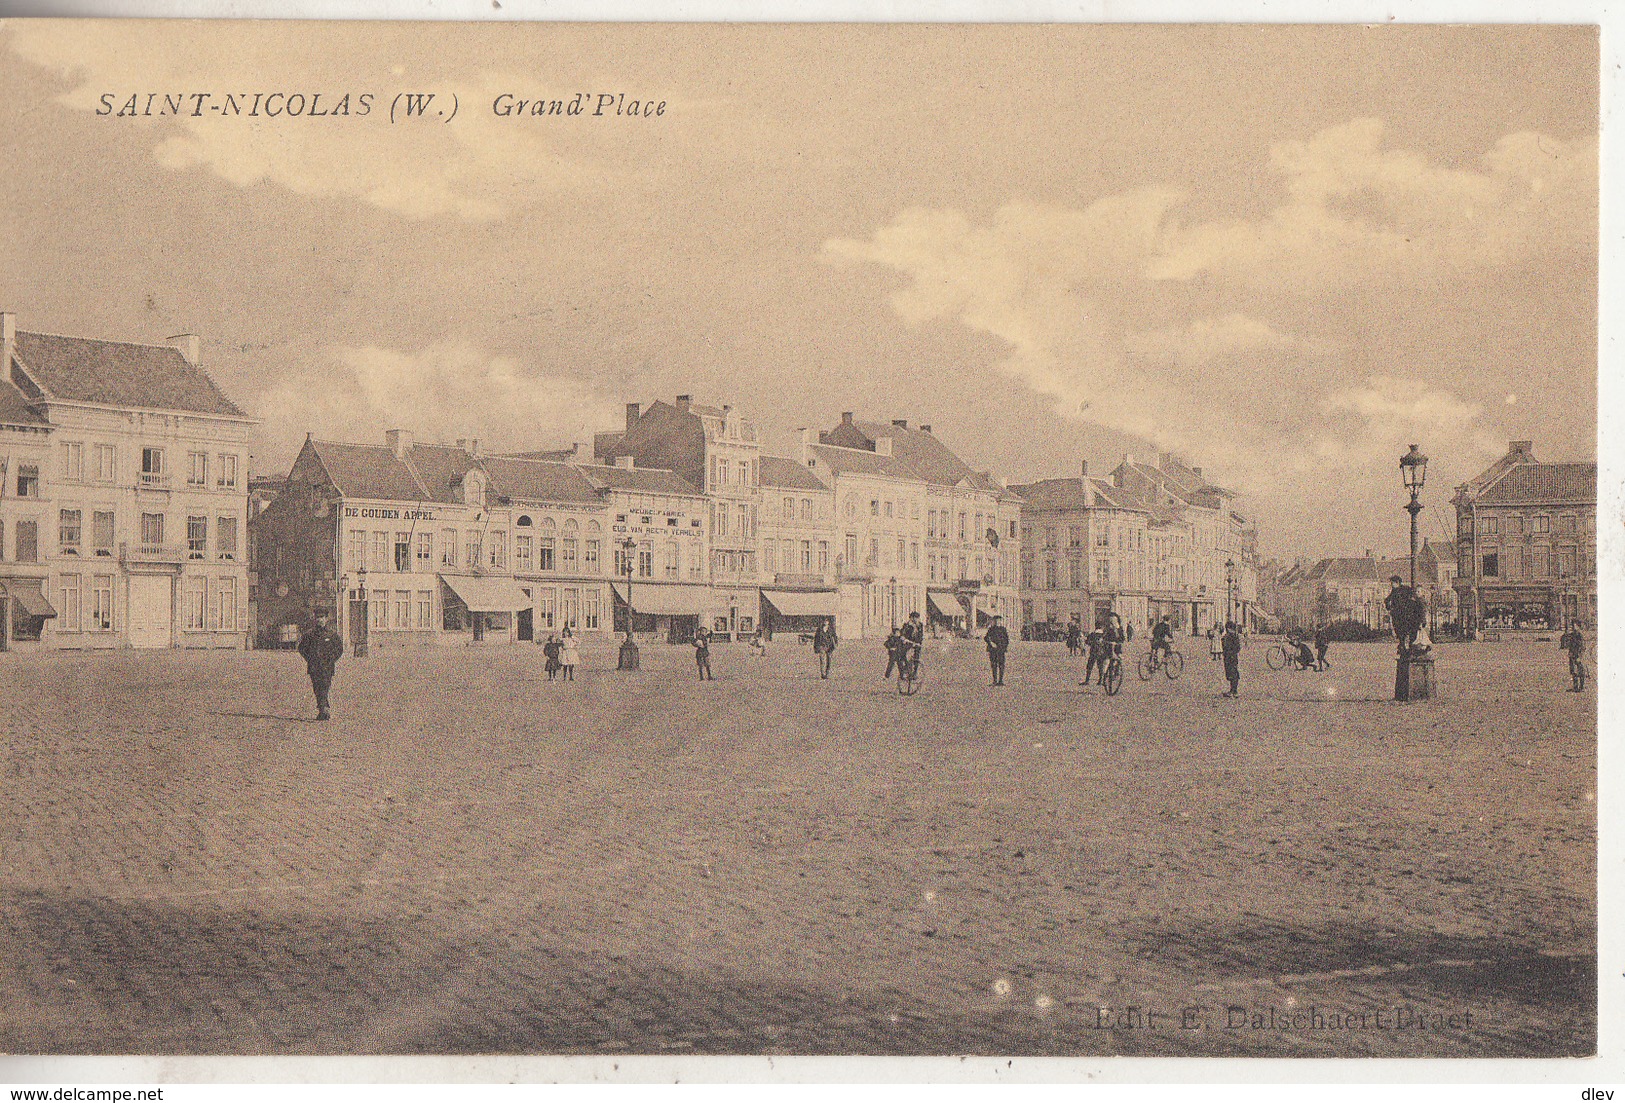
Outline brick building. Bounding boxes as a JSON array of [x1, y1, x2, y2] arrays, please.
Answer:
[[1, 315, 255, 650], [1452, 441, 1597, 632]]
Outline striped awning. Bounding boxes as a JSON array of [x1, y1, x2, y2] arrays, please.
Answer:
[[0, 577, 56, 618], [762, 589, 836, 618], [440, 574, 533, 613]]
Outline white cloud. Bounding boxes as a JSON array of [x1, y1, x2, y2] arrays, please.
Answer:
[[252, 343, 619, 456], [7, 23, 611, 221], [1149, 118, 1596, 286]]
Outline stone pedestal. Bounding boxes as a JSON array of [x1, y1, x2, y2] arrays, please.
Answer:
[[1395, 655, 1434, 701], [617, 636, 641, 671]]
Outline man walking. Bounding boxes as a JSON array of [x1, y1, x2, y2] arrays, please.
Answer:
[[882, 626, 904, 679], [1082, 623, 1105, 686], [984, 614, 1010, 686], [1313, 624, 1331, 671], [1220, 620, 1242, 697], [693, 624, 715, 681], [1559, 623, 1586, 692], [297, 607, 344, 721], [813, 617, 837, 679]]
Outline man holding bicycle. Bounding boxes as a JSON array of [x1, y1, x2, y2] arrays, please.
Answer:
[[1150, 617, 1174, 666]]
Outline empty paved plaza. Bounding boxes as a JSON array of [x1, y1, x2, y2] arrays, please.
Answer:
[[0, 636, 1595, 1057]]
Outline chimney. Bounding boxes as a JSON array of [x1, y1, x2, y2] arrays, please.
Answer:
[[1510, 440, 1534, 457], [1193, 466, 1203, 478], [167, 332, 201, 365], [625, 402, 641, 431], [841, 411, 854, 425], [1080, 459, 1089, 478], [874, 437, 893, 456], [456, 438, 469, 451], [1158, 451, 1173, 469], [469, 438, 482, 458], [385, 429, 413, 459], [1123, 452, 1135, 467], [1, 312, 13, 375], [798, 427, 814, 465], [676, 395, 691, 413], [892, 419, 909, 430], [1364, 548, 1373, 559], [919, 424, 932, 434], [616, 455, 635, 470]]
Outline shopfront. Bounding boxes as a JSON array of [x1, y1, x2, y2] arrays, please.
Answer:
[[761, 588, 836, 639], [440, 573, 534, 643], [0, 575, 55, 650], [611, 580, 709, 643]]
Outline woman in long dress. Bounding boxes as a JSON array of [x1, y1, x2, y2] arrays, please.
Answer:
[[560, 625, 580, 681]]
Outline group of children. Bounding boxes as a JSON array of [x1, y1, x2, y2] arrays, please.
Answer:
[[540, 628, 580, 680]]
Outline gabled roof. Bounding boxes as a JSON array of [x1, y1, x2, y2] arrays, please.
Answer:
[[1305, 557, 1380, 583], [0, 377, 48, 427], [759, 454, 830, 492], [577, 463, 701, 497], [481, 457, 604, 504], [12, 330, 248, 418], [307, 439, 434, 501], [812, 418, 1015, 497], [1008, 477, 1089, 510], [1476, 462, 1596, 506]]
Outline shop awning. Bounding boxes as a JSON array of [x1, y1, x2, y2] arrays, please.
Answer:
[[610, 581, 710, 616], [2, 577, 57, 618], [762, 589, 836, 618], [927, 590, 965, 619], [440, 574, 533, 613]]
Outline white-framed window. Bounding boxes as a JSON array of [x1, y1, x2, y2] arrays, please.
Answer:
[[394, 532, 411, 572], [211, 576, 238, 631], [465, 532, 482, 570], [17, 463, 40, 498], [638, 546, 653, 578], [59, 508, 82, 555], [217, 516, 238, 561], [187, 516, 208, 559], [184, 575, 207, 630], [93, 511, 115, 556], [372, 531, 389, 571], [393, 589, 411, 629], [536, 587, 556, 629], [415, 589, 432, 629], [490, 530, 507, 569], [585, 537, 600, 574], [90, 574, 113, 630], [216, 453, 239, 489], [440, 528, 457, 567], [60, 442, 84, 482], [348, 529, 366, 570], [59, 573, 83, 631], [187, 451, 208, 487], [515, 534, 534, 572], [415, 531, 432, 568], [370, 593, 387, 630], [140, 512, 164, 546], [665, 541, 679, 579], [584, 590, 601, 629], [94, 444, 115, 482]]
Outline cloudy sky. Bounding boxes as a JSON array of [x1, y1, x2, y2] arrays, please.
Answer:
[[0, 20, 1597, 558]]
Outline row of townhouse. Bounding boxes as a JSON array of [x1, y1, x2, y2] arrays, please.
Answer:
[[1267, 543, 1457, 633], [0, 315, 254, 651], [1010, 453, 1260, 637]]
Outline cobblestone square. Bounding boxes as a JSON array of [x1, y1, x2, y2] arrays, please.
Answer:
[[0, 636, 1595, 1057]]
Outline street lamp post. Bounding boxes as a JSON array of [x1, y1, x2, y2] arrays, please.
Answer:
[[618, 537, 639, 670], [354, 566, 368, 657], [889, 576, 897, 630], [1225, 557, 1235, 629], [1397, 443, 1431, 700]]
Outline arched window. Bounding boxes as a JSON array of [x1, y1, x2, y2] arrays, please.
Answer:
[[539, 516, 557, 571], [562, 517, 579, 571], [516, 515, 533, 527]]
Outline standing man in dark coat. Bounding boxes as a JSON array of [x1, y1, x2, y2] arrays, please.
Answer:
[[297, 608, 344, 721], [1082, 625, 1105, 686], [1384, 576, 1424, 655], [812, 617, 837, 679], [1220, 620, 1242, 697], [984, 614, 1011, 686], [1313, 624, 1331, 671], [693, 624, 715, 681]]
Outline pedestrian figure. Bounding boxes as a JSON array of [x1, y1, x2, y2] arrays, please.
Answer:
[[693, 624, 715, 681], [1384, 576, 1426, 655], [900, 611, 925, 673], [1221, 620, 1242, 697], [882, 625, 904, 679], [1208, 625, 1222, 661], [296, 607, 344, 721], [543, 634, 561, 680], [1082, 624, 1106, 685], [813, 617, 837, 679], [1314, 624, 1331, 671], [1065, 619, 1082, 658], [1559, 624, 1586, 692], [560, 627, 579, 681], [747, 627, 767, 658], [985, 614, 1010, 686]]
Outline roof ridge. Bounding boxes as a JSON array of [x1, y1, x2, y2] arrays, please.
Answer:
[[17, 328, 187, 353]]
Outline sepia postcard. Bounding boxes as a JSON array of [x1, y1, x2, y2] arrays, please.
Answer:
[[0, 14, 1603, 1079]]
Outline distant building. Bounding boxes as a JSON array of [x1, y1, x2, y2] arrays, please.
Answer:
[[757, 454, 837, 637], [596, 396, 760, 639], [1452, 440, 1597, 631], [801, 414, 1021, 640], [1, 314, 255, 650]]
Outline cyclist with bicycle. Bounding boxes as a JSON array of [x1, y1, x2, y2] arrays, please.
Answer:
[[900, 610, 925, 673], [1101, 613, 1124, 684], [1150, 617, 1174, 667]]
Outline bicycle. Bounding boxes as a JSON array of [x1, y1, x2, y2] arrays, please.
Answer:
[[1103, 650, 1124, 696], [1137, 647, 1184, 681], [898, 648, 924, 696], [1266, 641, 1319, 672]]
